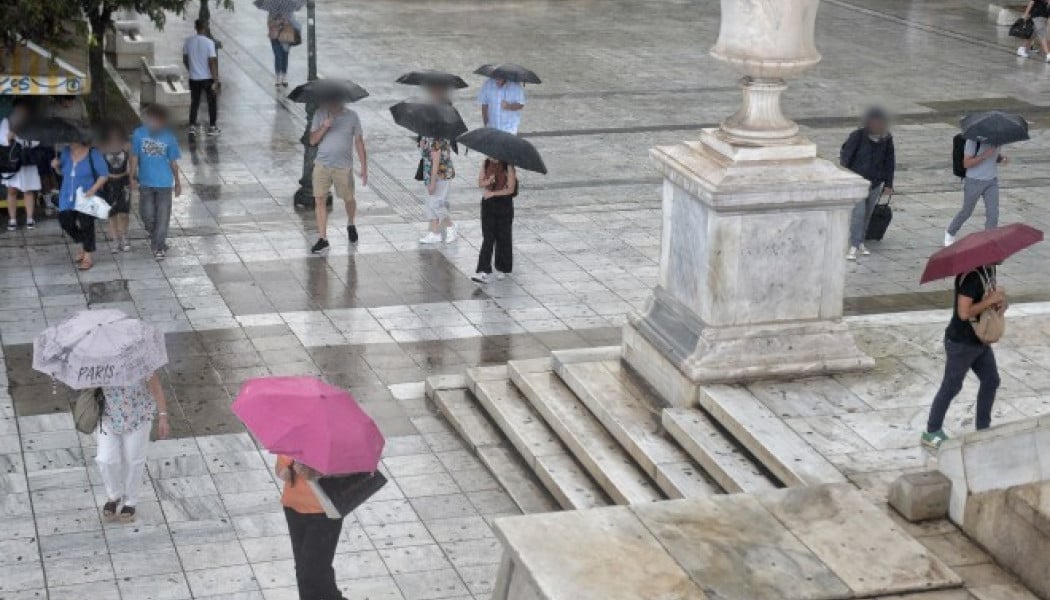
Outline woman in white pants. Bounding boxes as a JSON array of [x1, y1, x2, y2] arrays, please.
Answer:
[[97, 372, 170, 522]]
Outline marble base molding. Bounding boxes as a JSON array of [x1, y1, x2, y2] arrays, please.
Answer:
[[622, 129, 874, 397]]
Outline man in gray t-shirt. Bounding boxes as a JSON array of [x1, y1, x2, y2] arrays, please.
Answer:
[[308, 102, 368, 254], [945, 139, 1007, 246]]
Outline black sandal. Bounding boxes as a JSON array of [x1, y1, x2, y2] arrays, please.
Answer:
[[102, 500, 118, 518], [119, 505, 136, 522]]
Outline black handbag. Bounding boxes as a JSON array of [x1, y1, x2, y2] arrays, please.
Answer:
[[309, 471, 388, 519], [1010, 17, 1035, 39], [865, 193, 893, 241], [0, 144, 22, 175]]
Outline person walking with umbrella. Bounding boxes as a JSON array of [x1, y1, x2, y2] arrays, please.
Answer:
[[254, 0, 305, 87], [918, 223, 1043, 448], [457, 128, 547, 284], [287, 80, 369, 253], [475, 64, 539, 135], [840, 107, 895, 260], [51, 129, 108, 271], [232, 377, 386, 600], [33, 309, 171, 521], [389, 101, 467, 244], [945, 111, 1028, 246]]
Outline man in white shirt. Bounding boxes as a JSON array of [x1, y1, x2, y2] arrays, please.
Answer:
[[182, 20, 221, 137], [477, 78, 526, 134]]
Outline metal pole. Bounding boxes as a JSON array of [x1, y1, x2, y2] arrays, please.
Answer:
[[293, 0, 322, 208]]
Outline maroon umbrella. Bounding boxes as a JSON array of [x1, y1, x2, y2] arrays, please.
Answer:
[[920, 223, 1043, 284]]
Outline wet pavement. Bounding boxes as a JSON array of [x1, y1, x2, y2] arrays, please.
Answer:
[[2, 0, 1050, 598]]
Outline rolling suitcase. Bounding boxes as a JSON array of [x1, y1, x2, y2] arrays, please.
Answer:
[[865, 192, 893, 241]]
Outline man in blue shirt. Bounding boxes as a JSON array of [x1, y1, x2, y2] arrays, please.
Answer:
[[477, 78, 526, 134], [130, 104, 182, 259]]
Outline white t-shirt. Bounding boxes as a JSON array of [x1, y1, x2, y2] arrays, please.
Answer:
[[182, 34, 217, 81]]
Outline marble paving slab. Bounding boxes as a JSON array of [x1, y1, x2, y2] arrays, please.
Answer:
[[494, 506, 707, 600], [632, 494, 851, 600], [758, 485, 962, 597]]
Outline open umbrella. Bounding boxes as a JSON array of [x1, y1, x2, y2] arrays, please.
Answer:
[[288, 79, 369, 104], [253, 0, 305, 13], [15, 117, 89, 145], [396, 70, 468, 89], [232, 376, 385, 475], [474, 63, 541, 84], [33, 309, 168, 389], [960, 111, 1029, 147], [458, 127, 547, 174], [390, 101, 467, 140], [920, 223, 1043, 283]]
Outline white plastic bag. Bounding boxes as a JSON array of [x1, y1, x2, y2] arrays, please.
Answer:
[[74, 187, 110, 220]]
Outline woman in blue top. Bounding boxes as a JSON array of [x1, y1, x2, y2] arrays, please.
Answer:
[[51, 135, 108, 270]]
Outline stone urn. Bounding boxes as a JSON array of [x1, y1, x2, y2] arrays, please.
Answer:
[[710, 0, 822, 142]]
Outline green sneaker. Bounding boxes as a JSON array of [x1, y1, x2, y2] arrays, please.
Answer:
[[921, 429, 949, 449]]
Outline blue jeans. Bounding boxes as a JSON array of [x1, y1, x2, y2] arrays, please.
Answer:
[[926, 338, 1000, 433], [271, 39, 290, 75]]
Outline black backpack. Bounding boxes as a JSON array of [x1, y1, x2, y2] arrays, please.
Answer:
[[952, 135, 980, 179], [0, 144, 22, 177]]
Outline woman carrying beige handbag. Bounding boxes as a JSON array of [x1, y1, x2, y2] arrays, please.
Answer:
[[921, 264, 1006, 449], [258, 0, 306, 87]]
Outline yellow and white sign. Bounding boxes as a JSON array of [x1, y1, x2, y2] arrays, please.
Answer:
[[0, 39, 89, 95]]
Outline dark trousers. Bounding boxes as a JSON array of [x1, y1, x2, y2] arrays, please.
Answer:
[[58, 210, 95, 252], [189, 79, 218, 127], [476, 196, 513, 274], [926, 338, 1000, 433], [284, 508, 347, 600]]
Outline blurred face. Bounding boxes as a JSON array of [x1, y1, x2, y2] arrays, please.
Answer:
[[426, 84, 447, 100], [495, 78, 506, 87], [144, 115, 165, 131], [325, 101, 344, 113], [9, 105, 27, 124], [867, 118, 886, 136]]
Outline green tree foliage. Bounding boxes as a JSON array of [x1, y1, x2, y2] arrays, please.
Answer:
[[0, 0, 83, 50]]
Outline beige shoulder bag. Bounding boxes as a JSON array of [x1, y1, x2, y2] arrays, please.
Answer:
[[970, 269, 1005, 344]]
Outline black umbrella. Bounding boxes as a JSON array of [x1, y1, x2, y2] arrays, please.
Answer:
[[960, 111, 1029, 146], [15, 118, 89, 145], [288, 79, 369, 104], [473, 63, 541, 84], [457, 128, 547, 174], [390, 102, 467, 140], [396, 70, 468, 89]]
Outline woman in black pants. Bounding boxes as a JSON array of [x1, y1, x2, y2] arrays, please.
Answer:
[[921, 264, 1005, 449], [471, 159, 517, 284]]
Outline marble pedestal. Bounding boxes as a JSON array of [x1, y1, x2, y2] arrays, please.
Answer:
[[623, 129, 874, 404]]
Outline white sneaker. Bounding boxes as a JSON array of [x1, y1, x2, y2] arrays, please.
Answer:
[[419, 232, 442, 244], [444, 224, 457, 243], [495, 271, 506, 281], [1018, 46, 1030, 57], [470, 272, 488, 284], [943, 231, 955, 247], [859, 244, 871, 256], [1044, 53, 1050, 63], [846, 247, 857, 261]]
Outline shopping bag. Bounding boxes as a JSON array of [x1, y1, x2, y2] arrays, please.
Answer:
[[74, 187, 111, 220]]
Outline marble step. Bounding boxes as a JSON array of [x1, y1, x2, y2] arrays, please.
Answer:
[[431, 389, 557, 514], [472, 378, 609, 510], [508, 360, 663, 505], [697, 384, 847, 487], [476, 446, 559, 515], [555, 359, 719, 499], [662, 407, 779, 493]]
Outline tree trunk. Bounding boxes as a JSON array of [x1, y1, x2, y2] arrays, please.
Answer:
[[87, 15, 108, 121]]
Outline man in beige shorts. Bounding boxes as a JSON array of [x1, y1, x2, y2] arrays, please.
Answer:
[[308, 100, 368, 254], [1018, 0, 1050, 60]]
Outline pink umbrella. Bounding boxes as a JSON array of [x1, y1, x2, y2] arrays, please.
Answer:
[[232, 376, 385, 475]]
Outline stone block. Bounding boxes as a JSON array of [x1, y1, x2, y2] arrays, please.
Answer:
[[888, 471, 952, 522]]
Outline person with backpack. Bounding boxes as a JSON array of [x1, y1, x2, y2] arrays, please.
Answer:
[[945, 138, 1006, 246], [839, 107, 895, 260], [921, 265, 1005, 449], [52, 133, 109, 271], [1017, 0, 1050, 59], [0, 100, 42, 231], [471, 158, 517, 284]]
